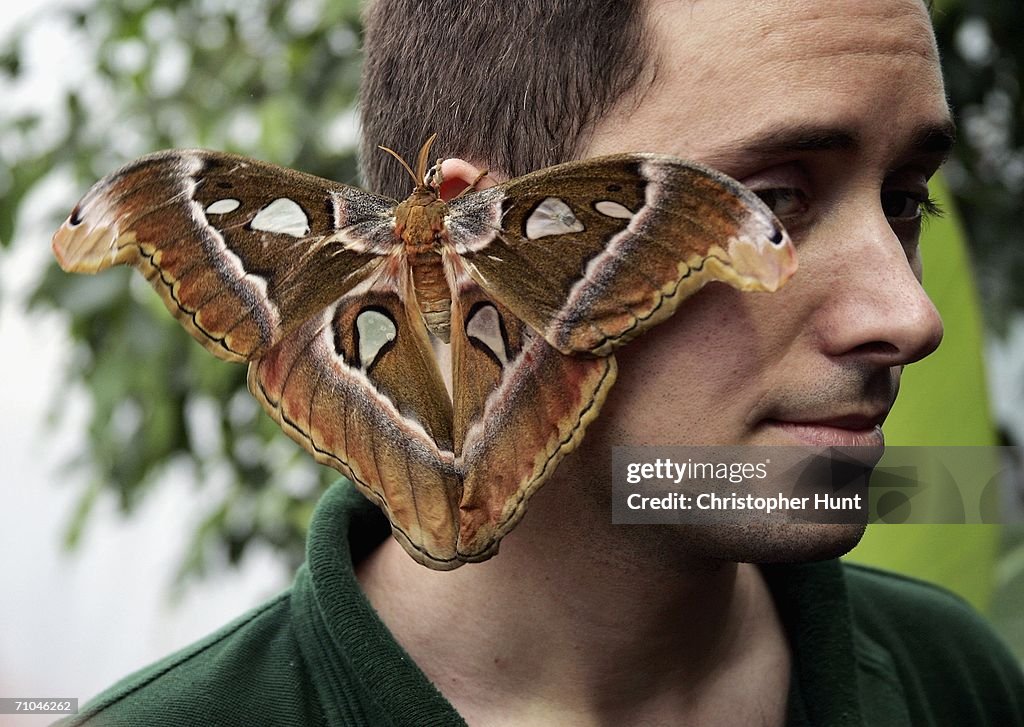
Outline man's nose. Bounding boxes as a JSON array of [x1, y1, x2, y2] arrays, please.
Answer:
[[813, 204, 944, 367]]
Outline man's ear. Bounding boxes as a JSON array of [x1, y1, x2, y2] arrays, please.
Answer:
[[438, 158, 502, 201]]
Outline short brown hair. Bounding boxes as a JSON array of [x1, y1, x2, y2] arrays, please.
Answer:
[[359, 0, 652, 199]]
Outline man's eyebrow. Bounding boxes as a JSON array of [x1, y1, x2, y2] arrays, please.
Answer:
[[728, 119, 957, 159], [731, 125, 857, 156], [910, 120, 957, 157]]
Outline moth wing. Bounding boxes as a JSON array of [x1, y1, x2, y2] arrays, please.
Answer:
[[446, 254, 616, 562], [446, 154, 797, 356], [52, 149, 400, 362], [249, 259, 464, 570]]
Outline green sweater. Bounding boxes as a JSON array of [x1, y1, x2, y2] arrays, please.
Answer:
[[60, 481, 1024, 726]]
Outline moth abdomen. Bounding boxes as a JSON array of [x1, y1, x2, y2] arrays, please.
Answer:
[[409, 249, 452, 342]]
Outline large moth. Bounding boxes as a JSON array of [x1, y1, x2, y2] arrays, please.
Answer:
[[52, 136, 796, 570]]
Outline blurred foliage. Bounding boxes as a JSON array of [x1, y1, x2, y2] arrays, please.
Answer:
[[992, 526, 1024, 662], [0, 0, 1021, 590], [932, 0, 1024, 330], [1, 0, 363, 579]]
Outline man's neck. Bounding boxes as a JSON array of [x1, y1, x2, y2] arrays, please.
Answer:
[[355, 474, 791, 727]]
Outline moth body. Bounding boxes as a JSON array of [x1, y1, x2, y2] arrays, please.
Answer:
[[393, 188, 448, 252], [393, 189, 454, 343], [409, 247, 452, 343]]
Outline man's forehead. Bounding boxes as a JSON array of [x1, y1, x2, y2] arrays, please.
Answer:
[[641, 0, 941, 91], [643, 0, 938, 62], [587, 0, 947, 163]]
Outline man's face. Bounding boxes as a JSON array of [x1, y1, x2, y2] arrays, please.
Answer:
[[583, 0, 950, 452], [544, 0, 952, 562]]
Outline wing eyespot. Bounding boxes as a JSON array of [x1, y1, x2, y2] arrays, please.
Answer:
[[523, 197, 585, 240], [249, 198, 311, 237], [354, 306, 398, 373], [205, 199, 241, 215], [593, 200, 635, 220], [465, 301, 510, 366]]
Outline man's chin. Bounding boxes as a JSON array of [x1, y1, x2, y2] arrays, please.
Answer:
[[681, 522, 867, 564]]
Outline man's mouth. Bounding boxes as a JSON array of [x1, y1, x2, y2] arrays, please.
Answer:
[[763, 413, 887, 448]]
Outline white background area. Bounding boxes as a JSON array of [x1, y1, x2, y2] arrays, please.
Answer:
[[0, 173, 292, 726], [0, 3, 291, 725]]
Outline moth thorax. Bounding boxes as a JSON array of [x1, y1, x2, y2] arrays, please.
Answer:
[[410, 250, 452, 343], [394, 194, 448, 254]]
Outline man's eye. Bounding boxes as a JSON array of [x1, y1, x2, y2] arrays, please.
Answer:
[[752, 188, 808, 221], [881, 190, 943, 221]]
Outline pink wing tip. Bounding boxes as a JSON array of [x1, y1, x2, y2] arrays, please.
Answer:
[[51, 222, 76, 271]]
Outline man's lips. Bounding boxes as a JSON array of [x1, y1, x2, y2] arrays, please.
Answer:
[[764, 414, 887, 447]]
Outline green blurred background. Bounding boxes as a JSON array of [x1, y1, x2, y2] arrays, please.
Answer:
[[0, 0, 1021, 660]]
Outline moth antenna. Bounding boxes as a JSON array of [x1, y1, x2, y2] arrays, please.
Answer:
[[415, 133, 439, 183], [378, 144, 420, 187]]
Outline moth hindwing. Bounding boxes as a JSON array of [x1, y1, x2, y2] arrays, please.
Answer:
[[52, 137, 795, 569]]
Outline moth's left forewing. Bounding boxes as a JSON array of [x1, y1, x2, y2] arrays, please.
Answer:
[[52, 150, 397, 362], [449, 154, 796, 357]]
